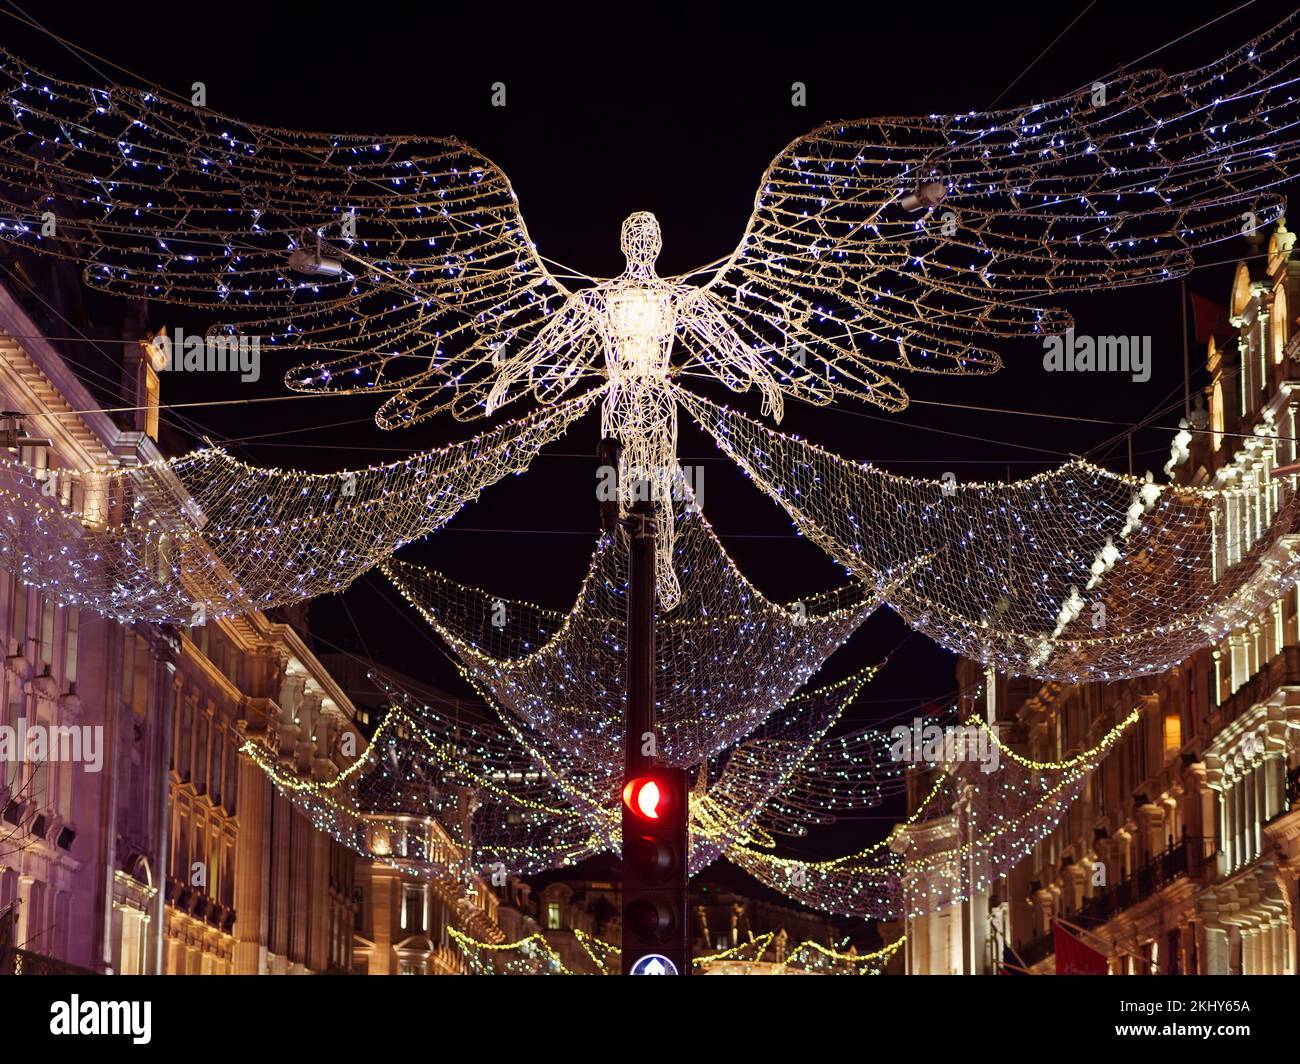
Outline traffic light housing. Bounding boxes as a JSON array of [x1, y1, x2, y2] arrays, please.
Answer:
[[621, 768, 689, 974]]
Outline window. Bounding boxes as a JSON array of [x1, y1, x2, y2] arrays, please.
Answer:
[[9, 575, 28, 654], [1, 695, 18, 790], [220, 837, 235, 908], [1163, 710, 1182, 757], [546, 901, 561, 930], [0, 867, 17, 912], [401, 883, 426, 932], [56, 753, 72, 821], [121, 632, 151, 717], [26, 880, 45, 953], [27, 745, 48, 811], [224, 733, 238, 813], [38, 596, 54, 668], [177, 699, 192, 781], [195, 714, 209, 794], [209, 726, 223, 805], [52, 892, 70, 960], [175, 808, 190, 880], [64, 608, 78, 689]]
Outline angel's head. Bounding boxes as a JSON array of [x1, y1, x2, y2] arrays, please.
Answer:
[[620, 211, 662, 276]]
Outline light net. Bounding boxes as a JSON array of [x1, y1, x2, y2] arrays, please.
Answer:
[[728, 708, 1138, 920], [0, 390, 595, 623], [380, 506, 892, 767], [243, 665, 880, 881], [681, 388, 1300, 682]]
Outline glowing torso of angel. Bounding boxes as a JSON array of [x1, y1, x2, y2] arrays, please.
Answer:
[[487, 212, 785, 605]]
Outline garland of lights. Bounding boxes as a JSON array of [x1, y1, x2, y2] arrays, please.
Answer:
[[680, 387, 1300, 682], [449, 926, 904, 974], [727, 708, 1140, 919], [0, 389, 595, 623], [242, 662, 886, 880], [244, 649, 1138, 923], [2, 14, 1298, 604]]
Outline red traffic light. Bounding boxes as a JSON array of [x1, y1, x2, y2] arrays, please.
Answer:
[[622, 775, 669, 820]]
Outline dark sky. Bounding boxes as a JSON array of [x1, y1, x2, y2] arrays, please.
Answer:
[[7, 0, 1296, 917]]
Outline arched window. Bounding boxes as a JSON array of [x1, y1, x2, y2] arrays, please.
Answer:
[[1231, 262, 1253, 319], [1272, 285, 1289, 364]]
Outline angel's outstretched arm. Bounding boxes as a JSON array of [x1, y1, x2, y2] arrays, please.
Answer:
[[485, 293, 601, 415], [675, 289, 785, 422]]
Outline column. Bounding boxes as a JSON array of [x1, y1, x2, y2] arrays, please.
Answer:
[[307, 830, 329, 972], [149, 626, 179, 975], [231, 743, 270, 974]]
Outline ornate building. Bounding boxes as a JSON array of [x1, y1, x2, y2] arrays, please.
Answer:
[[319, 655, 510, 974], [900, 223, 1300, 976], [0, 254, 360, 974]]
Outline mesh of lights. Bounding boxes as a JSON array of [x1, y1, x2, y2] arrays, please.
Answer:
[[1, 14, 1298, 603], [681, 387, 1300, 682], [380, 505, 895, 767], [0, 389, 594, 624]]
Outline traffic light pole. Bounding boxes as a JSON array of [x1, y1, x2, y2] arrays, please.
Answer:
[[600, 440, 689, 975], [624, 496, 656, 779]]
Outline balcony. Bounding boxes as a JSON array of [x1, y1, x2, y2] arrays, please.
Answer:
[[1217, 645, 1300, 728], [1017, 838, 1210, 965], [1074, 838, 1209, 926]]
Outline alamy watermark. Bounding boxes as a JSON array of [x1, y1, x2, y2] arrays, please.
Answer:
[[596, 464, 703, 512], [0, 717, 104, 773], [889, 717, 1000, 774], [50, 996, 150, 1044], [1042, 329, 1151, 383], [146, 327, 261, 383]]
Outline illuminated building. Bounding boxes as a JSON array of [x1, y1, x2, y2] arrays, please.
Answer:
[[0, 258, 358, 974], [901, 223, 1300, 975]]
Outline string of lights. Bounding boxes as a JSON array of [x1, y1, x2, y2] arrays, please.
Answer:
[[0, 388, 595, 623], [681, 387, 1300, 682]]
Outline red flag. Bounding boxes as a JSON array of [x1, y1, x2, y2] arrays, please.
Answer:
[[1190, 291, 1231, 344], [1052, 921, 1109, 975]]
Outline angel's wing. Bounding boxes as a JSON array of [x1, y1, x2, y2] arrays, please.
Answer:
[[692, 12, 1300, 410], [0, 49, 574, 426]]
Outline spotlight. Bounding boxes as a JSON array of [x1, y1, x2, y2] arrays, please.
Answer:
[[900, 180, 947, 212], [288, 231, 343, 277]]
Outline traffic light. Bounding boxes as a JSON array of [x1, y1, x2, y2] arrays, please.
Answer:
[[621, 767, 689, 975]]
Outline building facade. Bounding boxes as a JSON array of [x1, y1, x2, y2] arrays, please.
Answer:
[[901, 223, 1300, 976], [0, 259, 362, 974]]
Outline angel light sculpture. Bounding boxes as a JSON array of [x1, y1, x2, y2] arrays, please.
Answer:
[[485, 209, 786, 602], [1, 12, 1299, 614]]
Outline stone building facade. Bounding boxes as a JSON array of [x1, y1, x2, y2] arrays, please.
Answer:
[[0, 263, 361, 974], [900, 224, 1300, 975]]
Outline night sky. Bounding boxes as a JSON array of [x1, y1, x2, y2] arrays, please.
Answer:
[[8, 0, 1297, 920]]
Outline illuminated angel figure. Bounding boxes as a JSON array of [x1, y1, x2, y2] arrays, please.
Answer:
[[2, 12, 1299, 604], [484, 209, 789, 602]]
